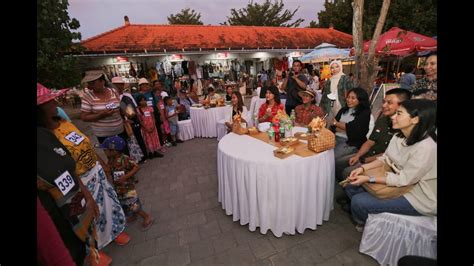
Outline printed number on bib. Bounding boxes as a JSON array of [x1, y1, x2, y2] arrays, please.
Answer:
[[144, 111, 151, 117], [54, 171, 76, 196], [65, 131, 85, 145], [105, 102, 117, 109], [113, 171, 125, 181], [146, 101, 153, 107]]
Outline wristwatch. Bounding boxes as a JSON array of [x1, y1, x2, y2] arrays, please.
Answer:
[[369, 176, 376, 183]]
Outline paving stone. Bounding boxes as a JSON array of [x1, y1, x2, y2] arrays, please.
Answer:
[[211, 231, 239, 254], [248, 237, 277, 259], [189, 238, 215, 261], [167, 246, 191, 266], [139, 253, 168, 266], [155, 232, 179, 254], [199, 220, 222, 239], [226, 244, 257, 265], [131, 239, 157, 262], [185, 191, 202, 203], [178, 227, 201, 246], [187, 212, 207, 227]]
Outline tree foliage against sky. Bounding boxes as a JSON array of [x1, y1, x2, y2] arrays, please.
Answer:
[[167, 8, 204, 25], [37, 0, 83, 88], [310, 0, 437, 38], [222, 0, 304, 27]]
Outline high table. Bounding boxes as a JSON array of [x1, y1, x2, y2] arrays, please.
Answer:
[[190, 106, 232, 138], [217, 132, 335, 237]]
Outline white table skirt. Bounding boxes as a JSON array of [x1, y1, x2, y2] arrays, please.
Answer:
[[190, 106, 232, 138], [248, 96, 286, 127], [177, 119, 195, 141], [217, 133, 335, 237], [359, 212, 437, 265]]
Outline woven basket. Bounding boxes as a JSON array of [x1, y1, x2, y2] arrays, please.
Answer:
[[232, 122, 248, 135], [307, 128, 335, 153]]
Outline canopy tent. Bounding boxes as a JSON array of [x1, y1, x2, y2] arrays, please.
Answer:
[[362, 27, 437, 56], [300, 43, 352, 63]]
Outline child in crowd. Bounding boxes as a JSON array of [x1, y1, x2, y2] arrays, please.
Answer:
[[164, 97, 183, 145], [101, 135, 154, 230], [136, 94, 164, 158]]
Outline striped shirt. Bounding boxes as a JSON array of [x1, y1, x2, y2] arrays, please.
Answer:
[[81, 87, 124, 137]]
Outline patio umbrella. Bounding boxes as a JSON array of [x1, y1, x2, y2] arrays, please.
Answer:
[[362, 27, 437, 56], [300, 43, 351, 64]]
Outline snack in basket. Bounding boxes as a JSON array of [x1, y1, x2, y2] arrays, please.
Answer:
[[338, 178, 351, 188], [275, 146, 294, 154], [280, 137, 299, 146], [248, 127, 258, 134], [308, 117, 326, 133]]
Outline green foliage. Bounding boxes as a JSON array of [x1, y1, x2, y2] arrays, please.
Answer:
[[222, 0, 304, 27], [37, 0, 83, 88], [310, 0, 437, 38], [167, 8, 204, 25]]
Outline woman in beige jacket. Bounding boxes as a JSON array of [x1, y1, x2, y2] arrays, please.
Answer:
[[344, 99, 437, 231]]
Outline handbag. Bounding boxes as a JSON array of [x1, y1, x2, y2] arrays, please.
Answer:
[[362, 158, 414, 200], [307, 127, 335, 153]]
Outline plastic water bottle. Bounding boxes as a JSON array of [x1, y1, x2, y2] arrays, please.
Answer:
[[268, 124, 275, 143], [274, 122, 280, 142], [289, 110, 295, 125], [279, 124, 285, 139]]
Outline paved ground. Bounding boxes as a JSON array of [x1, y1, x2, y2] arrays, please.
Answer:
[[64, 94, 378, 266]]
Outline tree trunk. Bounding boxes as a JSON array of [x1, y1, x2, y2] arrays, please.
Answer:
[[353, 0, 391, 94]]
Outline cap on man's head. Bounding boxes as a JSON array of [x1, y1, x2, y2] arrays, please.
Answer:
[[138, 78, 149, 86], [82, 70, 106, 83], [99, 135, 126, 151], [111, 76, 125, 84]]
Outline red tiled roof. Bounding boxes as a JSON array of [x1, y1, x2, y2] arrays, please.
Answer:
[[81, 24, 353, 53]]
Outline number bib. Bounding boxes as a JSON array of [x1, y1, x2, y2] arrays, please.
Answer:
[[146, 100, 153, 107], [144, 111, 151, 117], [54, 171, 76, 196], [65, 131, 85, 145], [105, 102, 117, 109], [113, 171, 125, 181]]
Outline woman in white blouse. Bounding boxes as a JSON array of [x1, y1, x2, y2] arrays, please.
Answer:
[[344, 99, 437, 231]]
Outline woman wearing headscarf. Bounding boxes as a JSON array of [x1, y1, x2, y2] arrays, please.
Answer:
[[320, 60, 353, 120], [37, 83, 130, 259]]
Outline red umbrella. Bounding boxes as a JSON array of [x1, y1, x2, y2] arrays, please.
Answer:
[[362, 27, 437, 56]]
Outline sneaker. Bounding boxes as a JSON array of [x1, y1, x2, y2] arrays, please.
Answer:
[[171, 141, 177, 146], [154, 151, 164, 158], [165, 142, 172, 147], [114, 231, 131, 246], [355, 224, 365, 233], [176, 139, 184, 143]]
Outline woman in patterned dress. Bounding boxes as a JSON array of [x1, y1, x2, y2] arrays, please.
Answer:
[[37, 83, 131, 260]]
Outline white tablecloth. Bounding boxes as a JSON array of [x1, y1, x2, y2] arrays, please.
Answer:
[[248, 96, 287, 127], [190, 106, 232, 138], [217, 133, 335, 237], [359, 213, 437, 265]]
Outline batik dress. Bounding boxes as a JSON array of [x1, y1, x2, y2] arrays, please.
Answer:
[[53, 119, 126, 249]]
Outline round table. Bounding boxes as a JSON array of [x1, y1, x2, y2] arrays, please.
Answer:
[[217, 132, 335, 237], [190, 106, 232, 138]]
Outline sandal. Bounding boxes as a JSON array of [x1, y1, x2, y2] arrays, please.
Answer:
[[141, 218, 154, 231], [114, 231, 131, 246]]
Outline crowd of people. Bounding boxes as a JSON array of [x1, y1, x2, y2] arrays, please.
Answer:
[[37, 53, 437, 265]]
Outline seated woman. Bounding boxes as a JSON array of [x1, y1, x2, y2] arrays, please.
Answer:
[[203, 87, 222, 102], [225, 91, 248, 131], [258, 85, 285, 123], [331, 87, 371, 159], [294, 90, 325, 126], [344, 99, 437, 232], [225, 85, 233, 101]]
